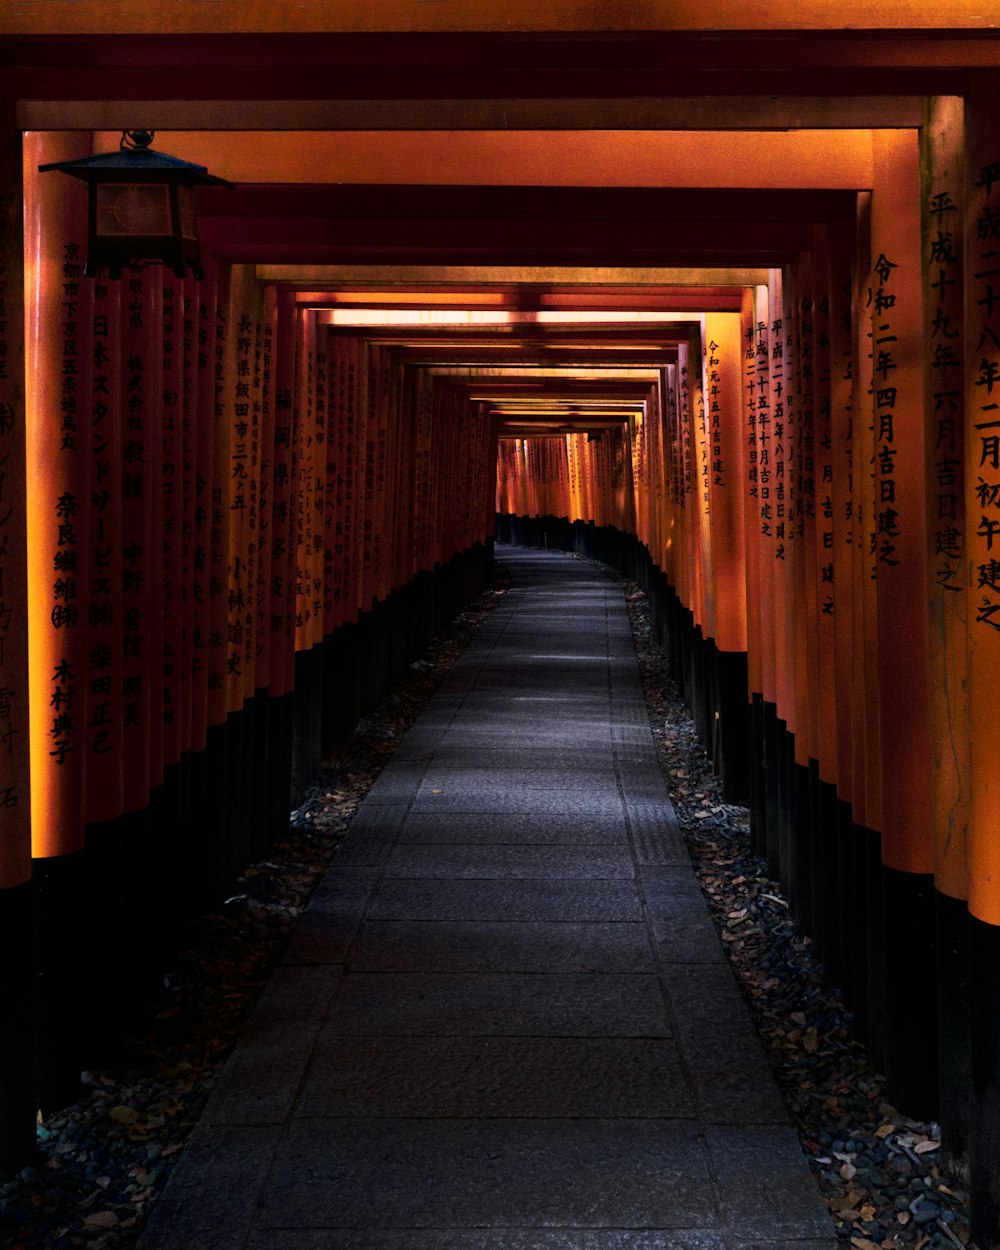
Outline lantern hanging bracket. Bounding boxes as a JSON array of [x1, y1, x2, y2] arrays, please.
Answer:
[[38, 131, 233, 281]]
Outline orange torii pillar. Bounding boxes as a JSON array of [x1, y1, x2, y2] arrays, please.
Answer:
[[850, 189, 885, 1052], [117, 258, 164, 1010], [869, 129, 937, 1113], [688, 320, 714, 748], [920, 94, 971, 1170], [264, 286, 299, 827], [0, 112, 34, 1172], [793, 249, 824, 938], [827, 215, 863, 1012], [78, 238, 128, 1053], [186, 262, 223, 910], [741, 285, 768, 856], [766, 267, 798, 889], [222, 264, 266, 869], [704, 310, 749, 802], [808, 224, 844, 972], [672, 335, 696, 707], [290, 304, 324, 799], [23, 132, 94, 1110], [322, 323, 355, 747], [203, 258, 242, 893], [964, 74, 1000, 1247]]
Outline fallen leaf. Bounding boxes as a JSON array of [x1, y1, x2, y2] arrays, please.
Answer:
[[914, 1139, 940, 1154], [109, 1105, 138, 1126], [876, 1123, 895, 1139], [803, 1027, 819, 1052], [84, 1211, 119, 1229]]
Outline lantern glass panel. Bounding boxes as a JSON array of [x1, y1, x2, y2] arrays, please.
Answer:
[[178, 185, 198, 240], [96, 183, 173, 236]]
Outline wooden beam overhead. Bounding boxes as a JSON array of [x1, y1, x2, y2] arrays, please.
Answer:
[[257, 265, 769, 286], [18, 96, 924, 132], [1, 1, 998, 34], [93, 129, 879, 190]]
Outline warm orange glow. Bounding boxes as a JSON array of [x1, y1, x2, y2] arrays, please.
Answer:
[[96, 130, 878, 191], [262, 266, 770, 287], [5, 0, 995, 33], [23, 132, 92, 857], [319, 309, 702, 326]]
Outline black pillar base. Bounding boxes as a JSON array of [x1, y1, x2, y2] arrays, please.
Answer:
[[0, 879, 36, 1177], [291, 644, 324, 806], [879, 867, 939, 1119], [716, 650, 750, 804], [970, 916, 1000, 1250], [32, 850, 86, 1116], [936, 890, 971, 1173]]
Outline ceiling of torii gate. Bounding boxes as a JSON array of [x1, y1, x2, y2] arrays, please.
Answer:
[[3, 3, 995, 434]]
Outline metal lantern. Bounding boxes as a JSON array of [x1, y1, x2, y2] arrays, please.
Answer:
[[38, 129, 233, 279]]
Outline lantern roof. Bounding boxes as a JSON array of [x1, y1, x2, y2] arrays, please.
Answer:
[[38, 144, 234, 187]]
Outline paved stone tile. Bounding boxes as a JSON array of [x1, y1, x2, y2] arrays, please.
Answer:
[[640, 872, 724, 964], [282, 868, 379, 964], [390, 727, 449, 761], [706, 1127, 835, 1239], [369, 877, 642, 922], [410, 788, 624, 817], [365, 762, 429, 802], [638, 866, 707, 901], [201, 965, 343, 1125], [419, 766, 619, 792], [136, 1124, 281, 1250], [433, 733, 615, 752], [611, 703, 649, 728], [349, 804, 411, 833], [648, 911, 729, 965], [689, 1066, 789, 1125], [384, 844, 635, 880], [440, 720, 615, 740], [248, 1233, 727, 1250], [347, 920, 655, 973], [611, 723, 657, 748], [258, 1119, 718, 1229], [398, 810, 629, 845], [618, 768, 671, 804], [331, 833, 395, 867], [299, 1036, 694, 1118], [732, 1242, 839, 1250], [663, 965, 771, 1069], [421, 747, 619, 770], [614, 747, 660, 767], [629, 807, 691, 865], [333, 804, 407, 866], [322, 972, 672, 1036]]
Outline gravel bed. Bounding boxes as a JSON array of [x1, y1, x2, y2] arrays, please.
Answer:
[[1, 552, 974, 1250]]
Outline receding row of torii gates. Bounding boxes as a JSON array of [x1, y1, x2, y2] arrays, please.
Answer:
[[4, 94, 1000, 1244]]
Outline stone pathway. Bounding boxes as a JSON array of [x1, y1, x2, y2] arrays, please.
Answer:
[[138, 546, 837, 1250]]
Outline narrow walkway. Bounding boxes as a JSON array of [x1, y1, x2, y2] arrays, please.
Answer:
[[139, 547, 836, 1250]]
